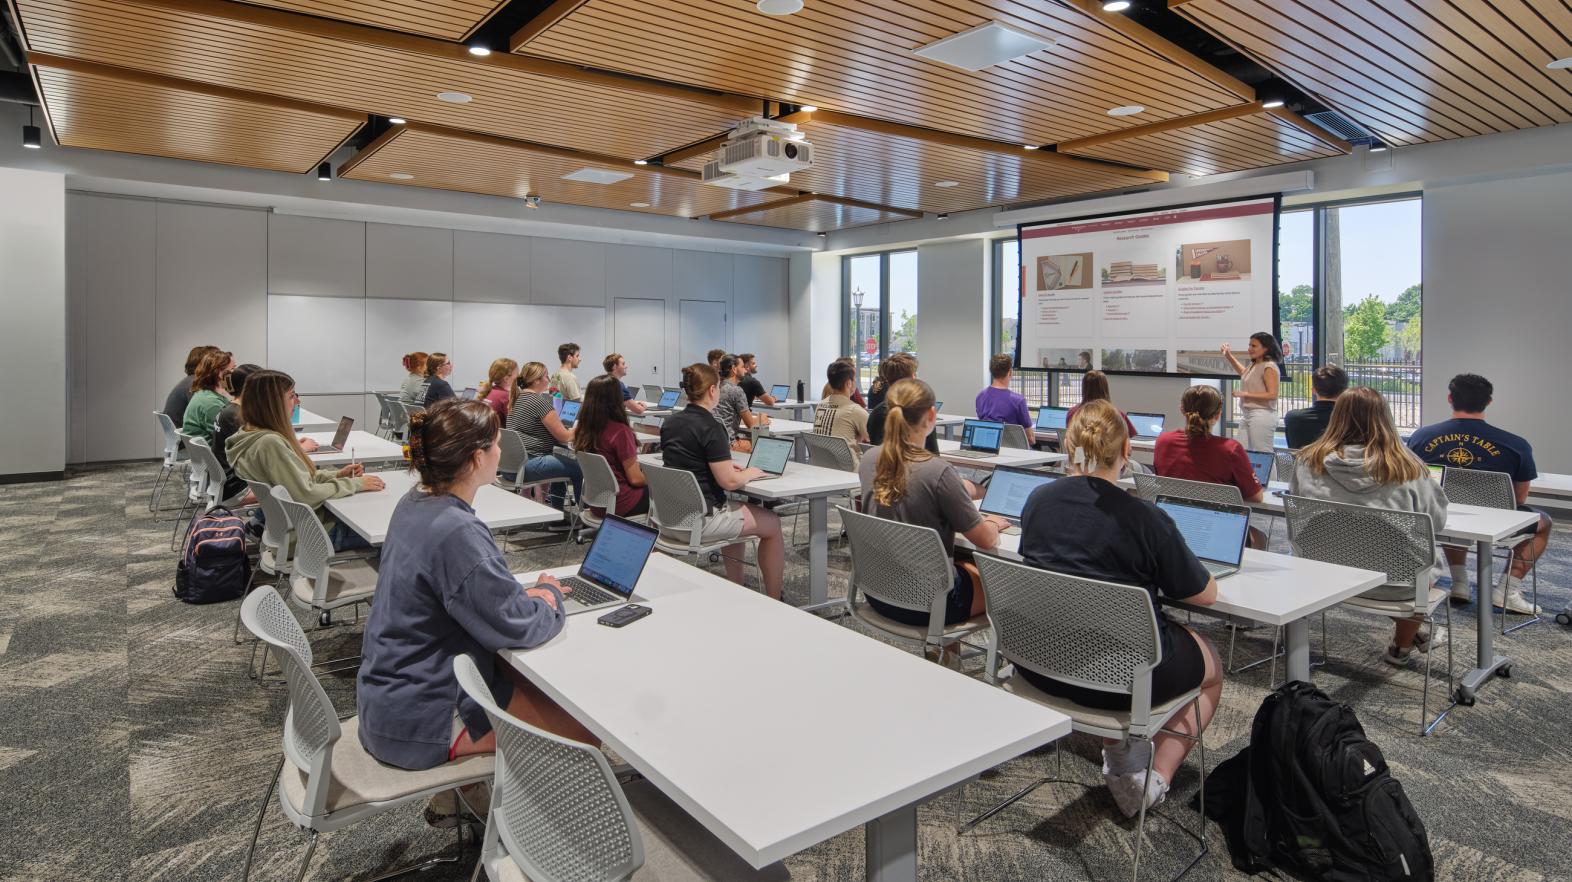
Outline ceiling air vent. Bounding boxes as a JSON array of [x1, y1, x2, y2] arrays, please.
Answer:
[[1304, 110, 1376, 146]]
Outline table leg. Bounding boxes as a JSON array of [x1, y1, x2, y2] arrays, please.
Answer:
[[1284, 618, 1312, 683], [808, 496, 828, 606], [865, 802, 918, 882], [1459, 538, 1513, 701]]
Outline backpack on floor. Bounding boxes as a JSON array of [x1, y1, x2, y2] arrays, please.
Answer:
[[175, 507, 251, 604], [1201, 681, 1433, 881]]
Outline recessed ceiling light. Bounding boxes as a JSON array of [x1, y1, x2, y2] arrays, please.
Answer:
[[436, 91, 473, 104], [1261, 99, 1285, 109], [1369, 143, 1389, 153], [468, 45, 491, 57], [316, 162, 332, 181], [1103, 1, 1131, 10], [799, 104, 819, 113], [1022, 144, 1039, 150], [934, 180, 960, 188], [1107, 104, 1145, 116], [633, 159, 648, 166], [817, 232, 828, 238], [387, 116, 407, 124], [756, 0, 802, 14], [1549, 57, 1572, 70], [913, 21, 1054, 71], [630, 201, 651, 208], [561, 167, 636, 185], [389, 172, 415, 180]]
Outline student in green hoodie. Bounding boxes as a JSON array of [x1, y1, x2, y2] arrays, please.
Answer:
[[181, 349, 234, 444], [227, 370, 385, 551]]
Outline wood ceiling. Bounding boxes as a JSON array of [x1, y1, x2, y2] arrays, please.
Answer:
[[9, 0, 1571, 231]]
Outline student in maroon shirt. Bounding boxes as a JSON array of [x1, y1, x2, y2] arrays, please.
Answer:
[[1154, 385, 1267, 549], [572, 376, 650, 517]]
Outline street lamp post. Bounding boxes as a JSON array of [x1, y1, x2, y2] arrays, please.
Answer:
[[851, 287, 865, 371]]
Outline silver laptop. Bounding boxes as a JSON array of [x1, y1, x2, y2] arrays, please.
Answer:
[[979, 466, 1058, 535], [556, 516, 658, 614], [1035, 405, 1069, 436], [313, 416, 355, 454], [745, 435, 794, 481], [1130, 412, 1166, 439], [1156, 496, 1251, 579], [770, 383, 791, 402], [650, 388, 682, 411], [1246, 449, 1274, 487], [948, 419, 1004, 459]]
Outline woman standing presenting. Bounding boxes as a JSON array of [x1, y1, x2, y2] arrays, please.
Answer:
[[1221, 332, 1282, 451]]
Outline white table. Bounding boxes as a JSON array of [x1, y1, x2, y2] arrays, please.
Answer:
[[323, 470, 560, 544], [290, 407, 336, 433], [935, 438, 1065, 470], [1530, 471, 1572, 500], [505, 553, 1070, 881], [934, 413, 967, 439], [757, 417, 815, 437], [756, 398, 820, 419], [303, 430, 406, 466]]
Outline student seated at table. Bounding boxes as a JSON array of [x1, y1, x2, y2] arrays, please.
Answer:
[[866, 355, 934, 452], [228, 370, 384, 551], [212, 363, 263, 506], [975, 354, 1036, 445], [1155, 385, 1267, 549], [813, 358, 870, 457], [1065, 370, 1138, 438], [859, 378, 1006, 626], [181, 348, 235, 445], [399, 351, 429, 404], [164, 344, 217, 425], [659, 364, 785, 600], [738, 353, 775, 407], [1407, 373, 1550, 614], [505, 361, 581, 511], [357, 398, 595, 827], [707, 348, 726, 374], [714, 354, 770, 452], [1283, 365, 1347, 449], [423, 352, 456, 408], [478, 357, 518, 423], [552, 342, 583, 401], [601, 352, 647, 415], [1291, 387, 1448, 665], [820, 356, 866, 407], [1017, 399, 1222, 818], [573, 376, 649, 518]]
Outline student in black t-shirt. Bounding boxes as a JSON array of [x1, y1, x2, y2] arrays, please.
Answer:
[[738, 353, 776, 408], [659, 363, 785, 600], [1407, 373, 1551, 614], [1283, 364, 1347, 449], [1016, 399, 1222, 819]]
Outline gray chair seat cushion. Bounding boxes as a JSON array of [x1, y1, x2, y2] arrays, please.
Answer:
[[1001, 670, 1200, 736], [1343, 584, 1447, 617], [850, 605, 987, 644], [279, 716, 494, 815], [291, 558, 378, 608]]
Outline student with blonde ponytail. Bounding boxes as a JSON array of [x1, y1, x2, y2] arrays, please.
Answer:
[[478, 357, 519, 423], [1017, 399, 1222, 820], [858, 379, 1007, 626], [1155, 385, 1266, 547]]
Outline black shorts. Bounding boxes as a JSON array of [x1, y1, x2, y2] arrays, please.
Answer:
[[1019, 624, 1207, 712], [1513, 505, 1549, 538], [866, 565, 974, 627]]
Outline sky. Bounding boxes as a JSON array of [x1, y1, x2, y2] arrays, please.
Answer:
[[1277, 198, 1422, 303]]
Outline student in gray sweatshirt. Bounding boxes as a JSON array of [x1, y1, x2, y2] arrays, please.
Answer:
[[1290, 387, 1448, 666]]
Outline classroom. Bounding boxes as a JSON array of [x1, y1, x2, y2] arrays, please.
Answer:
[[1, 2, 1570, 880]]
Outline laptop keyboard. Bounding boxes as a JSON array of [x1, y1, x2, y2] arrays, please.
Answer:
[[1203, 561, 1237, 577], [948, 448, 995, 459], [560, 576, 620, 607]]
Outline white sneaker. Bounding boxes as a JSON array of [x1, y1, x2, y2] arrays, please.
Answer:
[[1101, 740, 1151, 777], [1493, 586, 1542, 616], [1108, 769, 1168, 819], [1413, 625, 1448, 653], [1448, 580, 1471, 602]]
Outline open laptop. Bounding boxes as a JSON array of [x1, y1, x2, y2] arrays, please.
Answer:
[[770, 383, 791, 402], [651, 388, 682, 411], [1245, 449, 1274, 487], [556, 516, 659, 614], [979, 466, 1058, 534], [949, 419, 1004, 459], [312, 417, 355, 453], [745, 435, 794, 481], [934, 400, 944, 413], [558, 399, 582, 427], [1035, 405, 1069, 435], [1129, 412, 1166, 439], [1155, 496, 1251, 579], [1427, 463, 1444, 482], [460, 387, 478, 400]]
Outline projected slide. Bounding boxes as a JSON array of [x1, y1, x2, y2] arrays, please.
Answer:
[[1016, 196, 1278, 379]]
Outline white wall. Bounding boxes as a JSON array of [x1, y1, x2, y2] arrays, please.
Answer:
[[917, 240, 989, 416], [0, 168, 66, 479]]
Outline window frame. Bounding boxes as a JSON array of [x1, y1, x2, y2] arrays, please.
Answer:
[[840, 248, 917, 364]]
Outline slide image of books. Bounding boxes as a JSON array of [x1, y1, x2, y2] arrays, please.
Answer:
[[1176, 349, 1236, 375], [1037, 252, 1094, 291], [1101, 258, 1166, 287], [1102, 348, 1168, 372], [1179, 239, 1252, 281], [1038, 348, 1094, 371]]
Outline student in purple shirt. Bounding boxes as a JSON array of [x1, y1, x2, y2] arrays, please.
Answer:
[[974, 354, 1036, 444]]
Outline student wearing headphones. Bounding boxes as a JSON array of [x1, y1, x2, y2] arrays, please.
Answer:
[[601, 353, 647, 415], [552, 343, 583, 401], [1155, 385, 1267, 548], [423, 353, 456, 408], [399, 351, 429, 404]]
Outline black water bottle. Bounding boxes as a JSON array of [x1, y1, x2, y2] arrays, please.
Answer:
[[796, 380, 805, 403]]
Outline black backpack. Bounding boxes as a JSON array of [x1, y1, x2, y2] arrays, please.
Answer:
[[1201, 681, 1433, 881], [174, 507, 251, 604]]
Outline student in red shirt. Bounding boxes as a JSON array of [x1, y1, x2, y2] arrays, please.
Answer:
[[572, 376, 649, 518], [1154, 385, 1267, 549]]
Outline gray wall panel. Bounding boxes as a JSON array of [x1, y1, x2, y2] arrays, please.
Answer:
[[674, 250, 733, 308], [453, 230, 530, 303], [366, 222, 453, 300], [531, 238, 605, 306], [732, 255, 790, 387], [154, 202, 267, 388], [268, 214, 365, 297], [78, 195, 158, 461]]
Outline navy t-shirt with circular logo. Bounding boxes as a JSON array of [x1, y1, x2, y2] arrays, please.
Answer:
[[1407, 417, 1537, 483]]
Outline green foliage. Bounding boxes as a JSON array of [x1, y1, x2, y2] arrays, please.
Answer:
[[1386, 284, 1421, 322], [1344, 295, 1390, 361], [891, 309, 918, 354], [1281, 284, 1313, 323], [1396, 314, 1422, 356]]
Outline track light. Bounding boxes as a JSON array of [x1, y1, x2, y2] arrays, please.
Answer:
[[387, 116, 407, 125], [524, 194, 542, 209], [633, 159, 648, 165], [1369, 141, 1389, 153], [316, 162, 332, 181], [817, 232, 827, 238], [468, 44, 491, 57], [937, 213, 949, 221], [1261, 98, 1285, 109], [1103, 1, 1131, 10], [22, 106, 41, 149]]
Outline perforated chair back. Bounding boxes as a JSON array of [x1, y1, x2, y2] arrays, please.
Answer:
[[1441, 467, 1514, 510], [177, 430, 208, 495], [498, 429, 529, 484], [1000, 423, 1030, 450], [248, 481, 294, 573], [642, 464, 711, 548], [240, 587, 341, 818], [574, 450, 620, 515], [1273, 449, 1298, 484], [801, 432, 857, 471], [453, 655, 642, 882], [1136, 473, 1245, 506], [840, 505, 956, 641], [185, 437, 236, 507], [154, 411, 184, 464], [373, 393, 398, 435], [274, 494, 336, 607], [975, 553, 1165, 731], [1283, 494, 1435, 608]]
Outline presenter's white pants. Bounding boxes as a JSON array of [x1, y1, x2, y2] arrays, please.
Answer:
[[1235, 406, 1278, 452]]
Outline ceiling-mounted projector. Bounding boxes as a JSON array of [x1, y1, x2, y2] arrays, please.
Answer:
[[701, 117, 814, 189]]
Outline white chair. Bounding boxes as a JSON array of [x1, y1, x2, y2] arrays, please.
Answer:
[[273, 492, 378, 630], [839, 506, 987, 659], [572, 450, 643, 544], [1272, 448, 1298, 484], [1441, 466, 1540, 633], [642, 464, 761, 586], [498, 429, 568, 502], [238, 587, 490, 882], [234, 479, 295, 655], [1131, 473, 1244, 506], [641, 383, 664, 402], [1000, 423, 1030, 450], [172, 437, 253, 549], [150, 411, 187, 514]]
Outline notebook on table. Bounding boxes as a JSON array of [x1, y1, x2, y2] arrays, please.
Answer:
[[979, 466, 1058, 535], [557, 516, 658, 614], [312, 417, 355, 454], [1155, 496, 1251, 579], [949, 419, 1004, 459], [745, 435, 795, 481]]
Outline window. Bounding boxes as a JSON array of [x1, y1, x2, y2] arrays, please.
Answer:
[[841, 249, 917, 391], [1328, 198, 1423, 430], [1276, 208, 1315, 416]]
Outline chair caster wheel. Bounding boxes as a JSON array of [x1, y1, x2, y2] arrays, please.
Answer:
[[319, 612, 332, 627], [1497, 666, 1512, 678], [575, 534, 587, 545], [1556, 612, 1571, 626], [1454, 691, 1475, 707], [708, 552, 721, 564]]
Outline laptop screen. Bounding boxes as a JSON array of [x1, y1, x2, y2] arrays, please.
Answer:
[[961, 419, 1004, 453], [331, 416, 353, 448], [980, 467, 1057, 520], [658, 389, 681, 408], [748, 436, 794, 475], [1246, 449, 1274, 487], [1129, 412, 1166, 438], [1428, 464, 1444, 482], [558, 400, 581, 425], [1156, 498, 1249, 566], [578, 516, 659, 597], [1035, 406, 1069, 432], [771, 384, 790, 400], [934, 400, 944, 413]]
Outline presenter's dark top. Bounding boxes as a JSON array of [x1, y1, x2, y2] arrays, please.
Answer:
[[1408, 417, 1537, 482], [660, 403, 733, 511], [1283, 400, 1335, 450]]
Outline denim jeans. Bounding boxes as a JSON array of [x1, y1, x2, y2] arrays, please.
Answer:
[[524, 453, 583, 510], [328, 518, 372, 552]]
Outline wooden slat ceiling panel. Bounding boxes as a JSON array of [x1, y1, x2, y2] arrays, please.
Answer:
[[1065, 112, 1342, 176], [671, 119, 1158, 213], [516, 0, 1245, 146], [340, 125, 782, 219], [715, 198, 909, 233], [232, 0, 509, 40], [1173, 0, 1572, 147], [34, 64, 362, 173], [12, 0, 749, 158]]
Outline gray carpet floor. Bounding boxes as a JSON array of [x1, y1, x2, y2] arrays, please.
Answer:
[[3, 461, 1571, 882]]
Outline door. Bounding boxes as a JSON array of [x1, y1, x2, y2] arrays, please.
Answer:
[[679, 299, 728, 371], [613, 297, 666, 389]]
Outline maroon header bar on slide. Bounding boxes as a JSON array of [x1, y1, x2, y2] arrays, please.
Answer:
[[1021, 199, 1274, 239]]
